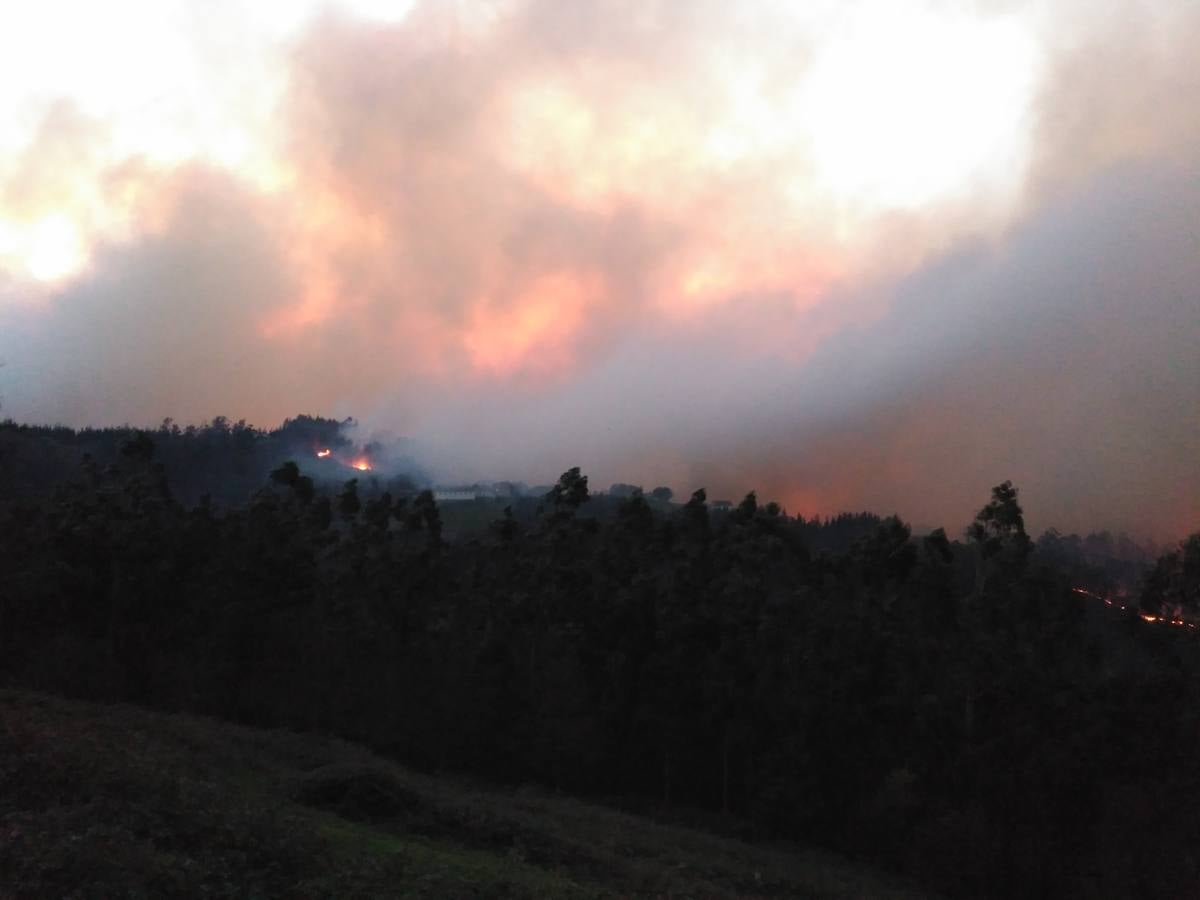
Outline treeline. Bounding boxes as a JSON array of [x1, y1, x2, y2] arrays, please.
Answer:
[[2, 430, 1198, 898], [0, 415, 422, 507]]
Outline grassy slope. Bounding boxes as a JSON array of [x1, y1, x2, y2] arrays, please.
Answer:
[[0, 690, 931, 899]]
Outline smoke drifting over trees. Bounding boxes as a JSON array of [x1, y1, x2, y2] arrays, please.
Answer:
[[1, 5, 1197, 897], [0, 1, 1196, 539]]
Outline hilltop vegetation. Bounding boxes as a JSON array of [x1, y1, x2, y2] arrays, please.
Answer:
[[0, 415, 423, 508], [1, 420, 1198, 898]]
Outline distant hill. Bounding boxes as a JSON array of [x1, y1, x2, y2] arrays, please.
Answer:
[[0, 689, 933, 899], [0, 416, 425, 508]]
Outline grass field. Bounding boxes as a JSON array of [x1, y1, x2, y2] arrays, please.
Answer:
[[0, 689, 932, 899]]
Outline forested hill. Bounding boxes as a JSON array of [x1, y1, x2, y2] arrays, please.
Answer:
[[1, 424, 1198, 898], [0, 415, 423, 507]]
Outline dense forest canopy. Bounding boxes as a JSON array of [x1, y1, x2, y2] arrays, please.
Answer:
[[1, 417, 1198, 899]]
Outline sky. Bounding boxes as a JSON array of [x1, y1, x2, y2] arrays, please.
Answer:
[[0, 0, 1196, 540]]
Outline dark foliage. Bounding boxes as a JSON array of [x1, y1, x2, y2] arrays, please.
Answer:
[[1, 422, 1196, 899], [1, 690, 925, 899], [294, 764, 423, 823], [0, 415, 421, 509]]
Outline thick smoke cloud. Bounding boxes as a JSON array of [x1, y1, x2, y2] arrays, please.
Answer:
[[0, 0, 1196, 540]]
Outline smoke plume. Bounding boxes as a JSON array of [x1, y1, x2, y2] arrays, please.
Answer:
[[0, 0, 1196, 539]]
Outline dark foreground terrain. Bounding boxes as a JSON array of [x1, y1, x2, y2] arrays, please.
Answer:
[[0, 690, 930, 899]]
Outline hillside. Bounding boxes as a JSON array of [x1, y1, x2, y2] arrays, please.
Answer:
[[0, 690, 931, 899]]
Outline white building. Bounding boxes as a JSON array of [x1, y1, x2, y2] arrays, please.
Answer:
[[433, 489, 477, 503]]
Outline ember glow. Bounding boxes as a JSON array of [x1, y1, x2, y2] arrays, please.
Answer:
[[0, 1, 1196, 540], [1075, 587, 1197, 631], [314, 447, 370, 471]]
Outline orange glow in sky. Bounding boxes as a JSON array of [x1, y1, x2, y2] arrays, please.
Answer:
[[0, 1, 1196, 540]]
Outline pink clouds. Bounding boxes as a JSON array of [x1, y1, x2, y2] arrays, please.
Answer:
[[0, 1, 1196, 539]]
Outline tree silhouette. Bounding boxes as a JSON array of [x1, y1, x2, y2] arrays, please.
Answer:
[[967, 480, 1030, 560], [547, 467, 590, 510], [338, 479, 361, 521]]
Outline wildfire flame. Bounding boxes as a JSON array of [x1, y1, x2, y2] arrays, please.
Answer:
[[1075, 587, 1196, 630], [315, 447, 371, 471]]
